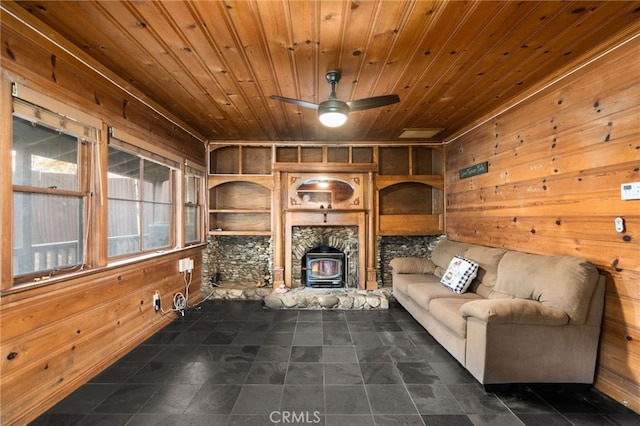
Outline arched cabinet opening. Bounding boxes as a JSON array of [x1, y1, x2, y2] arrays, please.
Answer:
[[209, 180, 272, 235], [377, 181, 443, 235]]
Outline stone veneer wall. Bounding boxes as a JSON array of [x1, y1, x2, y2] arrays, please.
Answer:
[[377, 235, 446, 287], [202, 233, 445, 290], [202, 235, 273, 285], [291, 226, 358, 288]]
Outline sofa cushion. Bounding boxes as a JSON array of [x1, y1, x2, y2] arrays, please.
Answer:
[[431, 240, 470, 270], [428, 298, 472, 338], [392, 272, 440, 295], [406, 281, 481, 307], [460, 298, 569, 325], [440, 256, 479, 294], [390, 257, 435, 274], [495, 252, 599, 324], [464, 245, 507, 298]]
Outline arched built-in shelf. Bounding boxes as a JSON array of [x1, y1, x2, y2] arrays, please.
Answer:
[[208, 176, 273, 235], [376, 176, 444, 236]]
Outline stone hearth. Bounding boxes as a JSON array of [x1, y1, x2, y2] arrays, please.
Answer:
[[264, 287, 392, 310], [202, 281, 273, 301], [201, 281, 392, 310]]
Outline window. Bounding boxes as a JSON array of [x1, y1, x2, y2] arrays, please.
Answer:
[[6, 88, 204, 288], [11, 104, 95, 280], [107, 145, 174, 257], [185, 166, 205, 244]]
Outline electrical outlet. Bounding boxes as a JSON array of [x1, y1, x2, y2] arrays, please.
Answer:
[[153, 292, 161, 312], [178, 258, 189, 272], [178, 258, 194, 272]]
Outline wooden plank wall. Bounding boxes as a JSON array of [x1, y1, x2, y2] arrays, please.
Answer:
[[0, 10, 207, 426], [0, 250, 203, 425], [445, 37, 640, 412]]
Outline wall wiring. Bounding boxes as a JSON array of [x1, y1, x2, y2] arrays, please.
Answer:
[[156, 269, 191, 316], [155, 268, 219, 317]]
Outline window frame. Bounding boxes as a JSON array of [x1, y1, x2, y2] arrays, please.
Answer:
[[10, 100, 98, 285], [107, 133, 180, 260], [184, 163, 206, 245]]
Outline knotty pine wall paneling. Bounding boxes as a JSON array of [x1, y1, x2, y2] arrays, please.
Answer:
[[0, 249, 203, 425], [445, 38, 640, 412], [0, 8, 207, 426]]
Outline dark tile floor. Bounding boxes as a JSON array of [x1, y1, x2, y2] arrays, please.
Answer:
[[31, 300, 638, 426]]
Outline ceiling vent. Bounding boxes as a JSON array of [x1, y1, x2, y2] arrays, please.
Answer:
[[398, 128, 444, 139]]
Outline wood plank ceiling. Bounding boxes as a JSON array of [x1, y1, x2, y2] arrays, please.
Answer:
[[12, 0, 640, 142]]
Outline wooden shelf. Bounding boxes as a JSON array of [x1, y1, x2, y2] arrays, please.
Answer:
[[284, 209, 366, 213], [209, 211, 271, 233], [274, 145, 375, 167], [209, 145, 272, 175], [208, 230, 272, 236], [207, 145, 273, 235], [378, 214, 443, 236], [209, 209, 270, 214], [375, 146, 444, 236], [376, 175, 444, 191]]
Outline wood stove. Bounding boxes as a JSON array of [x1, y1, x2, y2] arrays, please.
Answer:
[[303, 245, 345, 288]]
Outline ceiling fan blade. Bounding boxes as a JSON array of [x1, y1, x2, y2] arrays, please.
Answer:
[[269, 95, 319, 110], [347, 94, 400, 112]]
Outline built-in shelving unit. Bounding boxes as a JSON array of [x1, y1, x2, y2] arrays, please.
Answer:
[[274, 145, 376, 172], [208, 144, 444, 237], [208, 146, 273, 235], [376, 146, 444, 235]]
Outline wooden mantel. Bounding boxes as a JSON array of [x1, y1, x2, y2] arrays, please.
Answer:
[[273, 171, 377, 290]]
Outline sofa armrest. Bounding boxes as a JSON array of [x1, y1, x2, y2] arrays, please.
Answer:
[[390, 257, 436, 274], [460, 298, 569, 325]]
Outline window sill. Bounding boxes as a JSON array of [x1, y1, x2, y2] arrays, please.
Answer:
[[2, 244, 207, 296]]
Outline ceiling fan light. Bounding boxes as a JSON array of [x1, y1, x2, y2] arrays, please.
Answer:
[[318, 100, 349, 127], [319, 111, 348, 127]]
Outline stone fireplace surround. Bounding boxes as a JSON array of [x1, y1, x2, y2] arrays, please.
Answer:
[[200, 234, 445, 307], [283, 209, 369, 289], [291, 226, 358, 288]]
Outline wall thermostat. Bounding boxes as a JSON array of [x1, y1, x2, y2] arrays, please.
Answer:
[[621, 182, 640, 200]]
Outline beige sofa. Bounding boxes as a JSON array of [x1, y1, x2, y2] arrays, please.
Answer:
[[391, 239, 605, 386]]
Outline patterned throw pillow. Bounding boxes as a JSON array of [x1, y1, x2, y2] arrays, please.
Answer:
[[440, 256, 479, 294]]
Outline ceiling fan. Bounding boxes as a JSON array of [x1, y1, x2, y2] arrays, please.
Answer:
[[270, 70, 400, 127]]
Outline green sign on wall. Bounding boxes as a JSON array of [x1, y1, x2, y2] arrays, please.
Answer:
[[459, 161, 488, 179]]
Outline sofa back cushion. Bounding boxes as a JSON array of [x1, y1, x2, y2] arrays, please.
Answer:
[[389, 257, 435, 274], [431, 240, 470, 277], [495, 251, 599, 324], [463, 245, 507, 298]]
